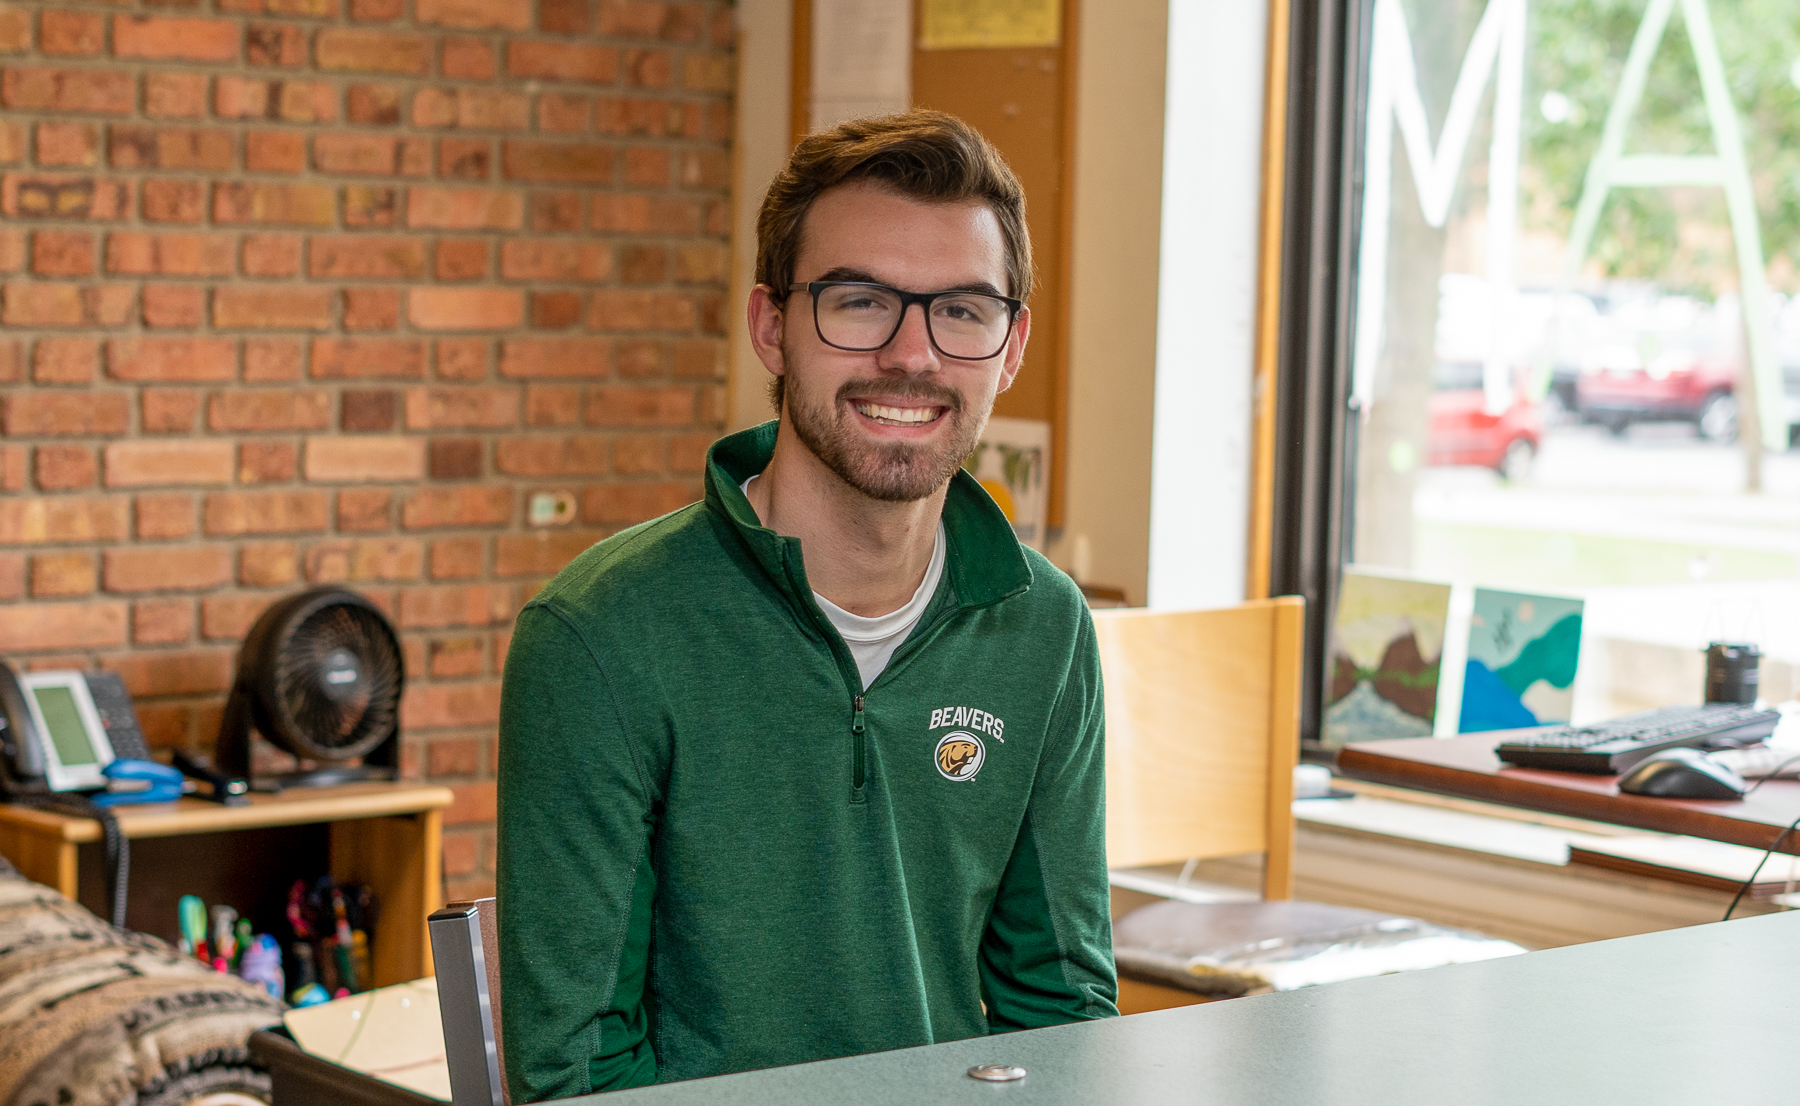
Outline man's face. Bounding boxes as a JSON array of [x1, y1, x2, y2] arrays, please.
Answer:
[[754, 181, 1028, 502]]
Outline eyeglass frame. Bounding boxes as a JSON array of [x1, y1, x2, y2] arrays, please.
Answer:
[[790, 280, 1025, 363]]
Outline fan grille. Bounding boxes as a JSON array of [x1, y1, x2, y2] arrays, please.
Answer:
[[273, 600, 401, 760]]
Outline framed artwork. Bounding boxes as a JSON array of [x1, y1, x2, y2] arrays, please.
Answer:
[[966, 416, 1050, 550], [1323, 570, 1452, 746], [1458, 588, 1584, 732]]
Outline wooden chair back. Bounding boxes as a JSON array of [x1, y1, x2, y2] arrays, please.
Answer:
[[1092, 596, 1304, 900]]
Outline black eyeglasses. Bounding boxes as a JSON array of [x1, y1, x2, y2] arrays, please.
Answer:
[[797, 281, 1023, 362]]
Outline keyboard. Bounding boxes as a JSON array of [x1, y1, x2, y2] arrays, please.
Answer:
[[1493, 704, 1781, 775]]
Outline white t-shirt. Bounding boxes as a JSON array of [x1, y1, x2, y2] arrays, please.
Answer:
[[743, 475, 947, 689]]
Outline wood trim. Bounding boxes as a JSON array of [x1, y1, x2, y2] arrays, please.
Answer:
[[1047, 0, 1080, 529], [789, 0, 812, 147], [0, 783, 453, 843], [1245, 0, 1293, 599], [1261, 595, 1303, 899]]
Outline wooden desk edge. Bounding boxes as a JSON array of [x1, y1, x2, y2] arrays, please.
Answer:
[[1335, 745, 1800, 855], [0, 785, 456, 844]]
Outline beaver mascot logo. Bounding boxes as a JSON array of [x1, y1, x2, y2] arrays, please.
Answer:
[[935, 731, 985, 782]]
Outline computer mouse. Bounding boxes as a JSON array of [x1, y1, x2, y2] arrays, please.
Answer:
[[1617, 748, 1747, 800]]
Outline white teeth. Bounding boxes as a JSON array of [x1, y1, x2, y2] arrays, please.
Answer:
[[855, 402, 939, 426]]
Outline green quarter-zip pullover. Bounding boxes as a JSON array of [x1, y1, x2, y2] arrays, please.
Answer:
[[496, 422, 1117, 1101]]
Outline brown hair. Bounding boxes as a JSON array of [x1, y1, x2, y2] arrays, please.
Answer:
[[755, 111, 1032, 410]]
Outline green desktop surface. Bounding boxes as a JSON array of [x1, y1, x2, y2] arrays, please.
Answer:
[[584, 911, 1798, 1105]]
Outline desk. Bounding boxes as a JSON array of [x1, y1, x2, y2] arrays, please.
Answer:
[[1335, 734, 1800, 854], [0, 782, 452, 986], [550, 911, 1797, 1105]]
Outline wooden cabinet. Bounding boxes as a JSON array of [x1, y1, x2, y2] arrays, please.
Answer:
[[0, 782, 452, 988]]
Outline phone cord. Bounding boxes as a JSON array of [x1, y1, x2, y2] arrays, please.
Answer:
[[21, 794, 129, 927]]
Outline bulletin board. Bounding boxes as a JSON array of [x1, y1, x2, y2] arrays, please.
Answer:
[[790, 0, 1079, 526]]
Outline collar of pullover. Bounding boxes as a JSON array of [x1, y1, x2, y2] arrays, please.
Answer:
[[704, 421, 1033, 612]]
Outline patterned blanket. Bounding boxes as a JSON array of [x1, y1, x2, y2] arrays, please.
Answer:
[[0, 856, 285, 1106]]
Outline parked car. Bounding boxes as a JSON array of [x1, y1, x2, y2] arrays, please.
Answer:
[[1574, 337, 1739, 441], [1428, 360, 1541, 480]]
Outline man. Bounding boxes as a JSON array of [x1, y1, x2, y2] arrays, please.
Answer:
[[496, 111, 1116, 1101]]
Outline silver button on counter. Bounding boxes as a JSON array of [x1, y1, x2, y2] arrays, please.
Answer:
[[967, 1064, 1026, 1082]]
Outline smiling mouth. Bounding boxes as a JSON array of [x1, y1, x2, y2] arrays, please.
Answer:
[[853, 401, 945, 427]]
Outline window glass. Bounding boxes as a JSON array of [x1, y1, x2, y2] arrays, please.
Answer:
[[1347, 0, 1800, 732]]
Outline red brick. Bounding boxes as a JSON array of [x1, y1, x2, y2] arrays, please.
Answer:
[[611, 433, 662, 474], [437, 340, 488, 379], [145, 73, 208, 119], [401, 486, 512, 528], [312, 337, 426, 379], [208, 389, 333, 431], [36, 122, 98, 167], [245, 129, 306, 172], [106, 232, 234, 276], [397, 583, 512, 629], [31, 552, 97, 597], [110, 126, 234, 171], [34, 337, 100, 383], [678, 148, 731, 190], [317, 29, 431, 74], [103, 649, 234, 697], [240, 542, 300, 586], [213, 182, 335, 226], [246, 22, 308, 67], [142, 179, 204, 223], [617, 244, 665, 284], [494, 435, 607, 477], [108, 337, 237, 382], [142, 388, 202, 433], [614, 340, 660, 378], [3, 67, 134, 114], [0, 228, 21, 270], [214, 286, 332, 329], [347, 83, 401, 124], [344, 287, 399, 330], [499, 337, 609, 378], [494, 530, 600, 577], [429, 437, 482, 478], [441, 36, 495, 80], [3, 282, 132, 326], [428, 539, 484, 580], [430, 736, 482, 776], [30, 230, 93, 277], [337, 488, 392, 531], [0, 7, 26, 53], [531, 291, 582, 329], [436, 239, 488, 281], [407, 685, 502, 734], [538, 93, 589, 134], [114, 16, 239, 62], [203, 490, 329, 535], [351, 0, 403, 19], [506, 41, 616, 83], [670, 431, 712, 473], [416, 0, 531, 30], [304, 538, 423, 582], [142, 284, 206, 328], [409, 288, 522, 331], [104, 440, 235, 488], [0, 496, 129, 543], [303, 436, 426, 482], [343, 185, 398, 228], [682, 52, 731, 92], [623, 147, 669, 187], [531, 191, 584, 231], [135, 494, 196, 539], [622, 48, 672, 89], [34, 445, 96, 489], [242, 234, 302, 277], [589, 290, 695, 332], [415, 88, 529, 130], [591, 192, 698, 233], [2, 391, 129, 436], [104, 545, 232, 592], [525, 385, 580, 426], [439, 138, 490, 179], [308, 235, 423, 279], [501, 239, 609, 283], [42, 11, 103, 55], [315, 133, 430, 176], [0, 554, 19, 601], [541, 0, 588, 33], [134, 599, 195, 645], [404, 386, 520, 429], [0, 600, 127, 652], [3, 174, 130, 219], [585, 385, 696, 426], [597, 0, 678, 37], [239, 441, 298, 482], [342, 389, 398, 430], [502, 141, 614, 184], [198, 595, 270, 641], [582, 481, 695, 523], [246, 338, 303, 381]]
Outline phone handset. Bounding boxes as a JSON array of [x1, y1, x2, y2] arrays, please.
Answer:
[[0, 661, 49, 795]]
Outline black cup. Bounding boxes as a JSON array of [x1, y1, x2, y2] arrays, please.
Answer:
[[1704, 642, 1760, 704]]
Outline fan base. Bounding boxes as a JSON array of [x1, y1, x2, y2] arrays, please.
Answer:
[[250, 765, 398, 793]]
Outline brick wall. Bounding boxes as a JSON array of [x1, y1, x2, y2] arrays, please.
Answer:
[[0, 0, 734, 899]]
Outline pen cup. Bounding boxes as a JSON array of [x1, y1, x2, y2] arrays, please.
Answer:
[[1704, 642, 1760, 705]]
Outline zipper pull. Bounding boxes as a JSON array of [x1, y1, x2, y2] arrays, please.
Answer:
[[852, 695, 866, 734]]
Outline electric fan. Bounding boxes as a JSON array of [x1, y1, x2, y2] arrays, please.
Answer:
[[213, 586, 405, 793]]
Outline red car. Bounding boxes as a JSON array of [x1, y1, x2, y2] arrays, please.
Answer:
[[1428, 360, 1542, 479], [1573, 339, 1739, 441]]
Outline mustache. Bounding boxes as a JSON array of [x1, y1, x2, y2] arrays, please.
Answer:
[[835, 378, 963, 413]]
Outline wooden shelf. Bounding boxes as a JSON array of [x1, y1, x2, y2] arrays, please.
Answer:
[[0, 782, 453, 987]]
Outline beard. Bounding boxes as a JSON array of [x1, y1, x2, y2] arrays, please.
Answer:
[[785, 373, 990, 502]]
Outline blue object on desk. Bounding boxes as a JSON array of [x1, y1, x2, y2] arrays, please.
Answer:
[[90, 758, 184, 806]]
